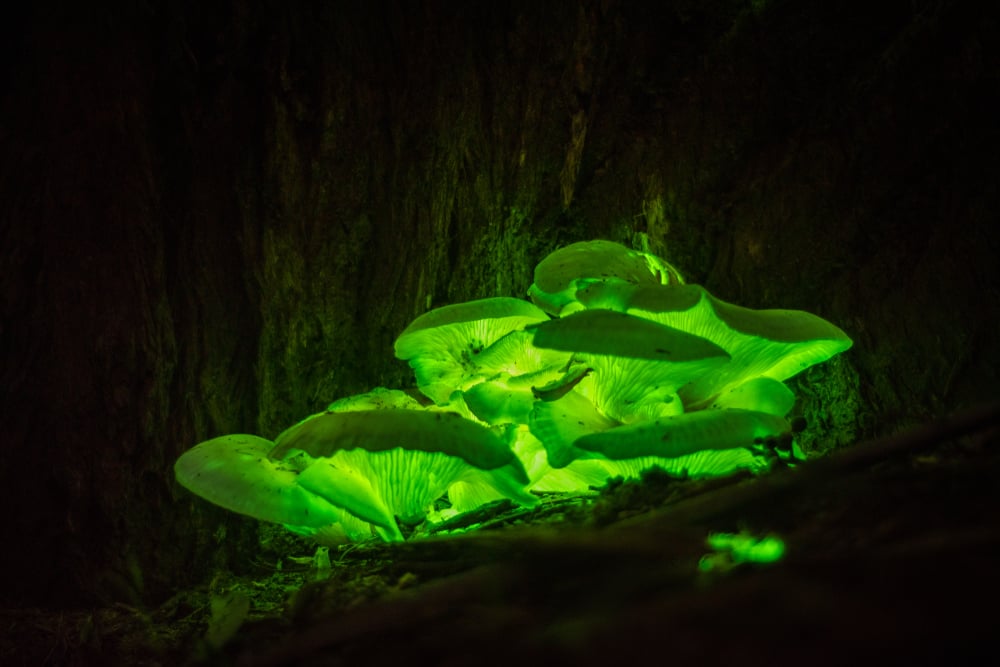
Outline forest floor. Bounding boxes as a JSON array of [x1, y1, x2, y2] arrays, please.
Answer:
[[4, 404, 998, 666]]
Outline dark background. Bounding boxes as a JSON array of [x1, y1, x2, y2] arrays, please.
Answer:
[[1, 0, 997, 644]]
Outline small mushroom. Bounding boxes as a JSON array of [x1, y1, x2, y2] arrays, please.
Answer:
[[326, 387, 424, 412], [579, 283, 853, 410], [528, 240, 684, 315], [393, 297, 550, 404], [174, 434, 379, 541], [270, 408, 538, 531], [708, 376, 795, 416], [528, 309, 730, 422], [528, 393, 768, 478], [528, 388, 619, 468], [574, 407, 791, 460], [460, 328, 572, 425], [295, 458, 403, 541]]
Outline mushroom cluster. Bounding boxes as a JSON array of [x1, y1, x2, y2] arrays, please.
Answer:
[[175, 240, 852, 543]]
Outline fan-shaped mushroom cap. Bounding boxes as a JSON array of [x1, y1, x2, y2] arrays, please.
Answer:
[[174, 434, 365, 533], [326, 387, 423, 412], [272, 409, 522, 470], [295, 459, 403, 541], [270, 408, 538, 528], [574, 408, 791, 460], [579, 283, 852, 409], [528, 240, 684, 315], [599, 448, 770, 480], [528, 393, 771, 478], [529, 389, 619, 468], [708, 376, 795, 416], [528, 309, 730, 422], [393, 297, 550, 404], [463, 374, 540, 426]]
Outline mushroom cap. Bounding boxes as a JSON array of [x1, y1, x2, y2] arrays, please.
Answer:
[[528, 308, 728, 362], [528, 240, 684, 315], [393, 297, 550, 404], [473, 328, 571, 379], [296, 459, 404, 541], [174, 434, 343, 528], [272, 408, 538, 530], [463, 375, 540, 426], [708, 376, 795, 416], [528, 393, 771, 477], [317, 445, 538, 524], [529, 309, 730, 422], [271, 409, 528, 475], [326, 387, 423, 412], [529, 388, 619, 468], [583, 283, 853, 408], [574, 408, 791, 460], [597, 448, 769, 480]]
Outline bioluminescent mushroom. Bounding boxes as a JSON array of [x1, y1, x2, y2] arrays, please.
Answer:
[[393, 297, 551, 404], [528, 240, 684, 316], [573, 407, 791, 460], [578, 282, 852, 410], [294, 458, 403, 541], [269, 408, 538, 536], [528, 387, 619, 468], [463, 375, 540, 426], [326, 386, 424, 412], [528, 309, 730, 422], [174, 434, 383, 542], [507, 421, 620, 493], [528, 392, 769, 478], [708, 376, 795, 416], [176, 238, 855, 547], [459, 328, 572, 425]]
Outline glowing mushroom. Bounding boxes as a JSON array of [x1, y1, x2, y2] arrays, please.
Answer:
[[270, 408, 538, 534], [528, 240, 684, 316], [528, 309, 730, 422], [528, 389, 781, 478], [393, 297, 551, 404], [174, 434, 383, 542], [577, 282, 853, 410], [573, 407, 792, 460], [460, 328, 572, 425]]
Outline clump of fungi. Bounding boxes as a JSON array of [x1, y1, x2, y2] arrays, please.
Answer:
[[175, 240, 852, 543]]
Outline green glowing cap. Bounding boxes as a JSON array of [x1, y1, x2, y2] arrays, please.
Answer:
[[296, 460, 404, 541], [528, 240, 684, 315], [463, 377, 539, 426], [393, 297, 550, 404], [528, 389, 619, 468], [174, 434, 342, 528], [708, 376, 795, 416], [574, 408, 791, 460], [271, 409, 525, 473], [600, 448, 768, 480], [605, 284, 852, 409], [326, 387, 423, 412], [528, 392, 771, 477], [529, 309, 730, 422], [472, 328, 571, 379], [272, 408, 539, 528], [528, 309, 728, 362]]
